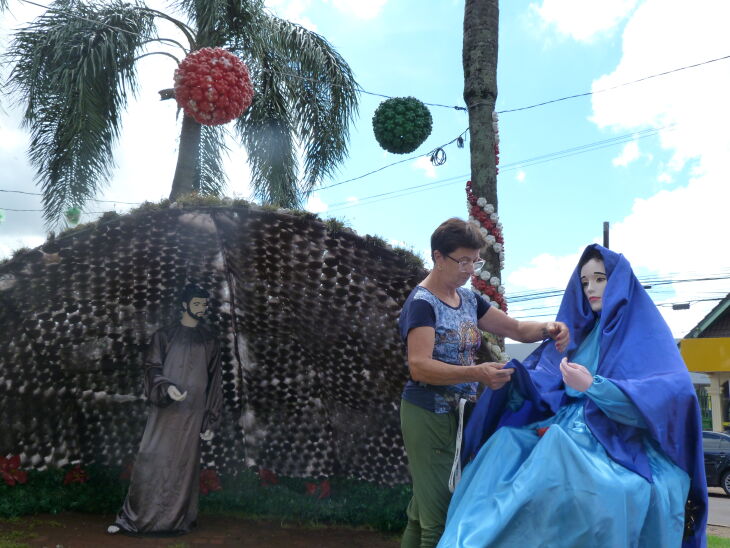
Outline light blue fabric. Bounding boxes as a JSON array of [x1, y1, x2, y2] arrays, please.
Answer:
[[587, 376, 648, 429], [437, 322, 690, 548]]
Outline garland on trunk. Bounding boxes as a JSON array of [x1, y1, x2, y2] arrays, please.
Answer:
[[467, 111, 506, 312]]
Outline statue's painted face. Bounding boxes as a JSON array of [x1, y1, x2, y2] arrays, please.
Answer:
[[185, 297, 209, 319], [580, 258, 607, 312]]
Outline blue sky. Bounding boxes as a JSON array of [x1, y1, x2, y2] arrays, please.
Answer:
[[1, 0, 728, 337]]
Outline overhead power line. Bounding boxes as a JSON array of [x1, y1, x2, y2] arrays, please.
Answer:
[[16, 0, 730, 117], [0, 121, 677, 215], [496, 54, 730, 114]]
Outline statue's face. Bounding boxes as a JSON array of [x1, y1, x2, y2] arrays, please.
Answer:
[[185, 297, 209, 319], [580, 258, 607, 312]]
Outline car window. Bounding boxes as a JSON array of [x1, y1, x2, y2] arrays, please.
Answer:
[[704, 434, 721, 452], [721, 440, 730, 452]]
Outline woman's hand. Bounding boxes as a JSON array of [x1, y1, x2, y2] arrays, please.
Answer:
[[474, 362, 514, 390], [559, 357, 593, 392], [544, 322, 569, 353]]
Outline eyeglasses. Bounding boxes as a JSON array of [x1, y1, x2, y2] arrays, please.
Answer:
[[446, 254, 485, 273]]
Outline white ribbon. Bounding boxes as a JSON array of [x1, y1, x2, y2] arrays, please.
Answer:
[[448, 398, 467, 493]]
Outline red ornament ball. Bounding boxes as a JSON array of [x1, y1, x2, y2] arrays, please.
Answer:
[[174, 47, 254, 126]]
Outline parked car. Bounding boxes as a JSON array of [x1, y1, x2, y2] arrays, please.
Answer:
[[703, 431, 730, 495]]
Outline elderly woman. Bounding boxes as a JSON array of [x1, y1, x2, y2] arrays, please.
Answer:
[[436, 245, 707, 548], [398, 218, 569, 548]]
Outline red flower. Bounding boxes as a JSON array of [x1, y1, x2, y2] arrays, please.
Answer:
[[258, 468, 278, 487], [119, 461, 134, 481], [304, 479, 331, 499], [318, 479, 331, 499], [63, 465, 88, 485], [536, 427, 550, 438], [0, 455, 27, 486], [174, 47, 254, 126], [199, 469, 222, 495]]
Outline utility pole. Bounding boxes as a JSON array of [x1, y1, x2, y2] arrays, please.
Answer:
[[603, 221, 609, 249]]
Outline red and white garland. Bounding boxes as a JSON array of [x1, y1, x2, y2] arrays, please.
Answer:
[[468, 111, 507, 312]]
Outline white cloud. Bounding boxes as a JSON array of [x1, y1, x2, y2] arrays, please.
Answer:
[[328, 0, 388, 20], [412, 156, 436, 179], [0, 234, 46, 260], [266, 0, 388, 26], [516, 170, 526, 183], [265, 0, 318, 30], [508, 251, 583, 291], [530, 0, 638, 42], [580, 0, 730, 335], [612, 140, 640, 167], [305, 192, 329, 213]]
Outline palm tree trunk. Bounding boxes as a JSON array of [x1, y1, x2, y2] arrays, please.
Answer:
[[463, 0, 499, 274], [169, 114, 201, 200]]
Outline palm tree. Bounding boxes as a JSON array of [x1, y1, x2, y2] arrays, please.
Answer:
[[463, 0, 500, 289], [6, 0, 359, 225]]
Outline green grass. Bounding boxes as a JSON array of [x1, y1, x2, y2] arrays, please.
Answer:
[[0, 525, 36, 548], [709, 536, 730, 547], [0, 466, 410, 533]]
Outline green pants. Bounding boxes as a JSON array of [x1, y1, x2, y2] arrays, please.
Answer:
[[400, 398, 457, 548]]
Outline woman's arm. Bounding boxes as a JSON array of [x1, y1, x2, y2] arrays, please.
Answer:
[[477, 306, 569, 352], [407, 326, 513, 389]]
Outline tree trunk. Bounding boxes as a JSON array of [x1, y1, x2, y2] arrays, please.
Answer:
[[463, 0, 500, 277], [169, 114, 201, 200]]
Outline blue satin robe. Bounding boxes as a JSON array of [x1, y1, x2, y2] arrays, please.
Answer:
[[437, 323, 690, 548]]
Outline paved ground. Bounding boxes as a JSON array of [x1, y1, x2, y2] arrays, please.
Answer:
[[0, 513, 400, 548], [709, 487, 730, 528]]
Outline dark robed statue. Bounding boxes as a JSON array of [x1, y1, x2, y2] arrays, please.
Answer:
[[108, 284, 223, 535]]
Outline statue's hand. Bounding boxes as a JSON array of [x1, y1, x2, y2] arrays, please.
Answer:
[[167, 385, 188, 401], [559, 357, 594, 392]]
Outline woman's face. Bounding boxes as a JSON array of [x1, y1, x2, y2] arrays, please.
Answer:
[[580, 258, 607, 312], [437, 247, 482, 286]]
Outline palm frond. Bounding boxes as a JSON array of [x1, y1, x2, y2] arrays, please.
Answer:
[[238, 15, 359, 199], [5, 0, 156, 225], [171, 0, 263, 47], [235, 70, 297, 207], [229, 12, 358, 206], [195, 124, 228, 195]]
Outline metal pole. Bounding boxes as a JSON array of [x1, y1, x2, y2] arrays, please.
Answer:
[[603, 221, 609, 249]]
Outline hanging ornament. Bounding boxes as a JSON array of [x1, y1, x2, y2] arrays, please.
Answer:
[[65, 207, 81, 226], [174, 47, 254, 126], [372, 96, 433, 154]]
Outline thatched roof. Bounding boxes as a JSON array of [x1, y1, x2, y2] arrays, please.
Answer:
[[0, 199, 425, 483]]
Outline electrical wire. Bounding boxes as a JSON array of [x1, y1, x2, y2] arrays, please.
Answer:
[[16, 0, 730, 117]]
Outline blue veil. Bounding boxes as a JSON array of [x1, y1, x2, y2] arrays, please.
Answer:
[[462, 244, 707, 548]]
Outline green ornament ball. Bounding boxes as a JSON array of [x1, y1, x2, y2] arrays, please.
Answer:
[[65, 207, 81, 225], [372, 97, 433, 154]]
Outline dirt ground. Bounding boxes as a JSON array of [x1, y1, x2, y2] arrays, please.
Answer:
[[0, 513, 400, 548], [2, 512, 729, 547]]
